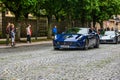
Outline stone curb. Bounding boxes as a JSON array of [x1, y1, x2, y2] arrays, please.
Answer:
[[0, 40, 52, 49]]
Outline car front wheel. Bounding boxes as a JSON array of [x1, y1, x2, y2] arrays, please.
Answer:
[[115, 37, 118, 44], [83, 39, 89, 50], [94, 39, 99, 48], [54, 47, 59, 50]]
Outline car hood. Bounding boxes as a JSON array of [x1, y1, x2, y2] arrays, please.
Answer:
[[56, 34, 84, 42], [100, 35, 115, 40]]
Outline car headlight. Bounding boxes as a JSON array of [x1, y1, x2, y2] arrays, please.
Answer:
[[56, 42, 60, 45], [110, 35, 115, 39]]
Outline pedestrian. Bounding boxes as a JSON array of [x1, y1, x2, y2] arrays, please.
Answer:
[[111, 27, 114, 31], [6, 22, 11, 46], [26, 24, 32, 43], [52, 25, 57, 39], [10, 23, 16, 47], [106, 27, 110, 31], [115, 22, 118, 32]]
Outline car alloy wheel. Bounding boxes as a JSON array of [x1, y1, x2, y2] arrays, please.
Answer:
[[115, 36, 118, 44], [94, 39, 99, 48], [54, 47, 59, 50], [84, 39, 89, 50]]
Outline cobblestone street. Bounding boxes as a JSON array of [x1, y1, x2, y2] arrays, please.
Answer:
[[0, 43, 120, 80]]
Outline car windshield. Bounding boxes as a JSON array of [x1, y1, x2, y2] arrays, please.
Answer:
[[77, 28, 88, 34], [104, 31, 115, 35], [65, 27, 88, 34]]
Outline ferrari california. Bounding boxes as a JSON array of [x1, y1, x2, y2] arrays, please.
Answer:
[[53, 27, 100, 50]]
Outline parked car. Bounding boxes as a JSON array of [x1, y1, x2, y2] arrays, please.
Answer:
[[53, 27, 100, 50], [100, 31, 120, 44]]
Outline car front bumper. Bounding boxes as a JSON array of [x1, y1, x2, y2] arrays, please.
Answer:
[[53, 40, 85, 49], [100, 39, 116, 43]]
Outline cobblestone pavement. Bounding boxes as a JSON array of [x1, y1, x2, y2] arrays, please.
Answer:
[[0, 43, 120, 80]]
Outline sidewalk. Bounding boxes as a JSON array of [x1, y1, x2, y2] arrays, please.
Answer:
[[0, 37, 52, 49]]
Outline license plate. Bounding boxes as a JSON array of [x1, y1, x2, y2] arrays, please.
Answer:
[[103, 40, 106, 42], [61, 45, 69, 48]]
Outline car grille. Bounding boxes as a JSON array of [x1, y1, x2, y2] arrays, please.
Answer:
[[100, 40, 113, 43], [106, 40, 114, 42], [59, 42, 76, 45]]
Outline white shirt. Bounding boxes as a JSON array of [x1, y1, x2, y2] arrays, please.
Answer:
[[26, 27, 31, 35]]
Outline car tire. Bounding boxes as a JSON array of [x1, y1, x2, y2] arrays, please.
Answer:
[[83, 39, 89, 50], [54, 47, 59, 50], [115, 36, 118, 44], [94, 39, 99, 48]]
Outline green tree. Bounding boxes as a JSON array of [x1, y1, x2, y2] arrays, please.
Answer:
[[109, 0, 120, 16], [32, 0, 45, 40], [96, 0, 110, 28], [62, 0, 78, 28], [95, 0, 120, 28], [2, 0, 37, 40], [40, 0, 63, 39], [73, 0, 93, 27]]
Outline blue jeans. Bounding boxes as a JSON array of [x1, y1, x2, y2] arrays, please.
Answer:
[[27, 35, 31, 43]]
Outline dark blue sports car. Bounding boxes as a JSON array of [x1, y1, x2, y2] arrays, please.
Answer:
[[53, 27, 100, 50]]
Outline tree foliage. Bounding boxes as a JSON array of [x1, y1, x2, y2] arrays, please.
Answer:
[[2, 0, 37, 40], [2, 0, 37, 20], [2, 0, 120, 38]]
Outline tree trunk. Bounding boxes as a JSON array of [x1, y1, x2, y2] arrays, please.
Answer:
[[35, 18, 39, 40], [15, 13, 21, 41], [93, 15, 96, 28], [88, 21, 91, 28], [91, 9, 97, 28], [24, 13, 29, 19], [81, 12, 86, 27], [99, 21, 103, 28], [15, 21, 21, 41], [47, 15, 52, 39], [67, 14, 72, 28], [2, 11, 5, 35]]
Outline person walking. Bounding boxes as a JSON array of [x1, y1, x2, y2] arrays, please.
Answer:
[[52, 25, 57, 39], [10, 23, 16, 47], [6, 22, 11, 46], [26, 24, 32, 43]]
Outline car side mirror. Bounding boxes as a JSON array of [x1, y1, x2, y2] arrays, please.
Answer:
[[116, 33, 120, 36]]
